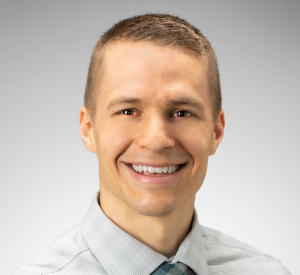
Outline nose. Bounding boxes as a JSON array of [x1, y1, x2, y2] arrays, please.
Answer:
[[136, 112, 176, 152]]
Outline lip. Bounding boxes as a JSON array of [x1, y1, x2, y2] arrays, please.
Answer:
[[124, 162, 185, 184], [127, 162, 183, 167]]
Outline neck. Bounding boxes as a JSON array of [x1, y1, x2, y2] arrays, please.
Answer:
[[99, 191, 195, 258]]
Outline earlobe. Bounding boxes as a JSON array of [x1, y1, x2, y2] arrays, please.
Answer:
[[210, 109, 225, 156], [79, 106, 96, 153]]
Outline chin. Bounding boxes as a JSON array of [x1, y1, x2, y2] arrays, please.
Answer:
[[129, 197, 177, 217]]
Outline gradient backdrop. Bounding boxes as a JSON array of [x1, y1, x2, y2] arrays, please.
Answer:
[[1, 1, 299, 274]]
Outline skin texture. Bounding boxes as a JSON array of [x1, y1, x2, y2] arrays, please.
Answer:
[[79, 41, 225, 258]]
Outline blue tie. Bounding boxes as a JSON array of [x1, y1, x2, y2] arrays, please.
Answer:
[[151, 262, 189, 275]]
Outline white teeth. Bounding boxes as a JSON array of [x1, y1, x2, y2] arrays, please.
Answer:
[[148, 167, 155, 173], [138, 165, 142, 173], [155, 167, 163, 173], [131, 164, 180, 174]]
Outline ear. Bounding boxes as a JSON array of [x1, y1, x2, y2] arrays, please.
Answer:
[[210, 109, 225, 156], [79, 106, 96, 153]]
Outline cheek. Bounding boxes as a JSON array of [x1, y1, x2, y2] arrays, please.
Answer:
[[178, 126, 212, 182], [180, 128, 211, 162], [95, 120, 135, 192], [96, 120, 134, 165]]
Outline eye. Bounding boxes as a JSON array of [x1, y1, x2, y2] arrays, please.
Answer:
[[173, 110, 191, 117], [119, 109, 135, 116]]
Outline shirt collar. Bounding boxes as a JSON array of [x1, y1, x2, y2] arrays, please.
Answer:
[[82, 193, 208, 275]]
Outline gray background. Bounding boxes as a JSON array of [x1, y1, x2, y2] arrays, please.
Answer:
[[1, 0, 299, 274]]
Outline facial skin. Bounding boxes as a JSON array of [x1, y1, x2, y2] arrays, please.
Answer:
[[79, 41, 225, 257]]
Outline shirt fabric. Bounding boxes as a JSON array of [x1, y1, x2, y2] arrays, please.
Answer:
[[13, 192, 291, 275]]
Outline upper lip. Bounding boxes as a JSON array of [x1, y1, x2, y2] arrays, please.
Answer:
[[126, 162, 185, 167]]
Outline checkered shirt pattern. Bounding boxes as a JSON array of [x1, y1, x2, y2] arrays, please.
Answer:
[[13, 192, 292, 275]]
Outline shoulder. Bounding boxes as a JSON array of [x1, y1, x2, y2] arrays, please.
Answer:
[[12, 224, 105, 275], [200, 225, 291, 275]]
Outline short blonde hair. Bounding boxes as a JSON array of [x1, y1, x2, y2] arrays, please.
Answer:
[[84, 14, 221, 121]]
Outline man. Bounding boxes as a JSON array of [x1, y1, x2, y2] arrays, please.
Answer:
[[13, 14, 291, 275]]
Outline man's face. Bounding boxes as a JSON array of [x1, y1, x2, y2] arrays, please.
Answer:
[[81, 42, 224, 217]]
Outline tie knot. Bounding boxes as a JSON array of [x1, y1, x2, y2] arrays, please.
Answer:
[[151, 262, 189, 275]]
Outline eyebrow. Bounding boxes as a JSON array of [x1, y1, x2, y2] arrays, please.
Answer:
[[106, 97, 142, 110], [106, 96, 206, 113], [168, 97, 206, 113]]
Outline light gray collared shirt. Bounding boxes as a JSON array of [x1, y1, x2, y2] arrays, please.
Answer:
[[13, 193, 291, 275]]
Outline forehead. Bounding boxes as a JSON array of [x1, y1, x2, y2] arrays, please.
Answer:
[[98, 41, 211, 110]]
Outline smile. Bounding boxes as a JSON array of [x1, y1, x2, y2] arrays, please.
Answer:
[[128, 162, 187, 176], [131, 164, 179, 174], [125, 162, 186, 184]]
